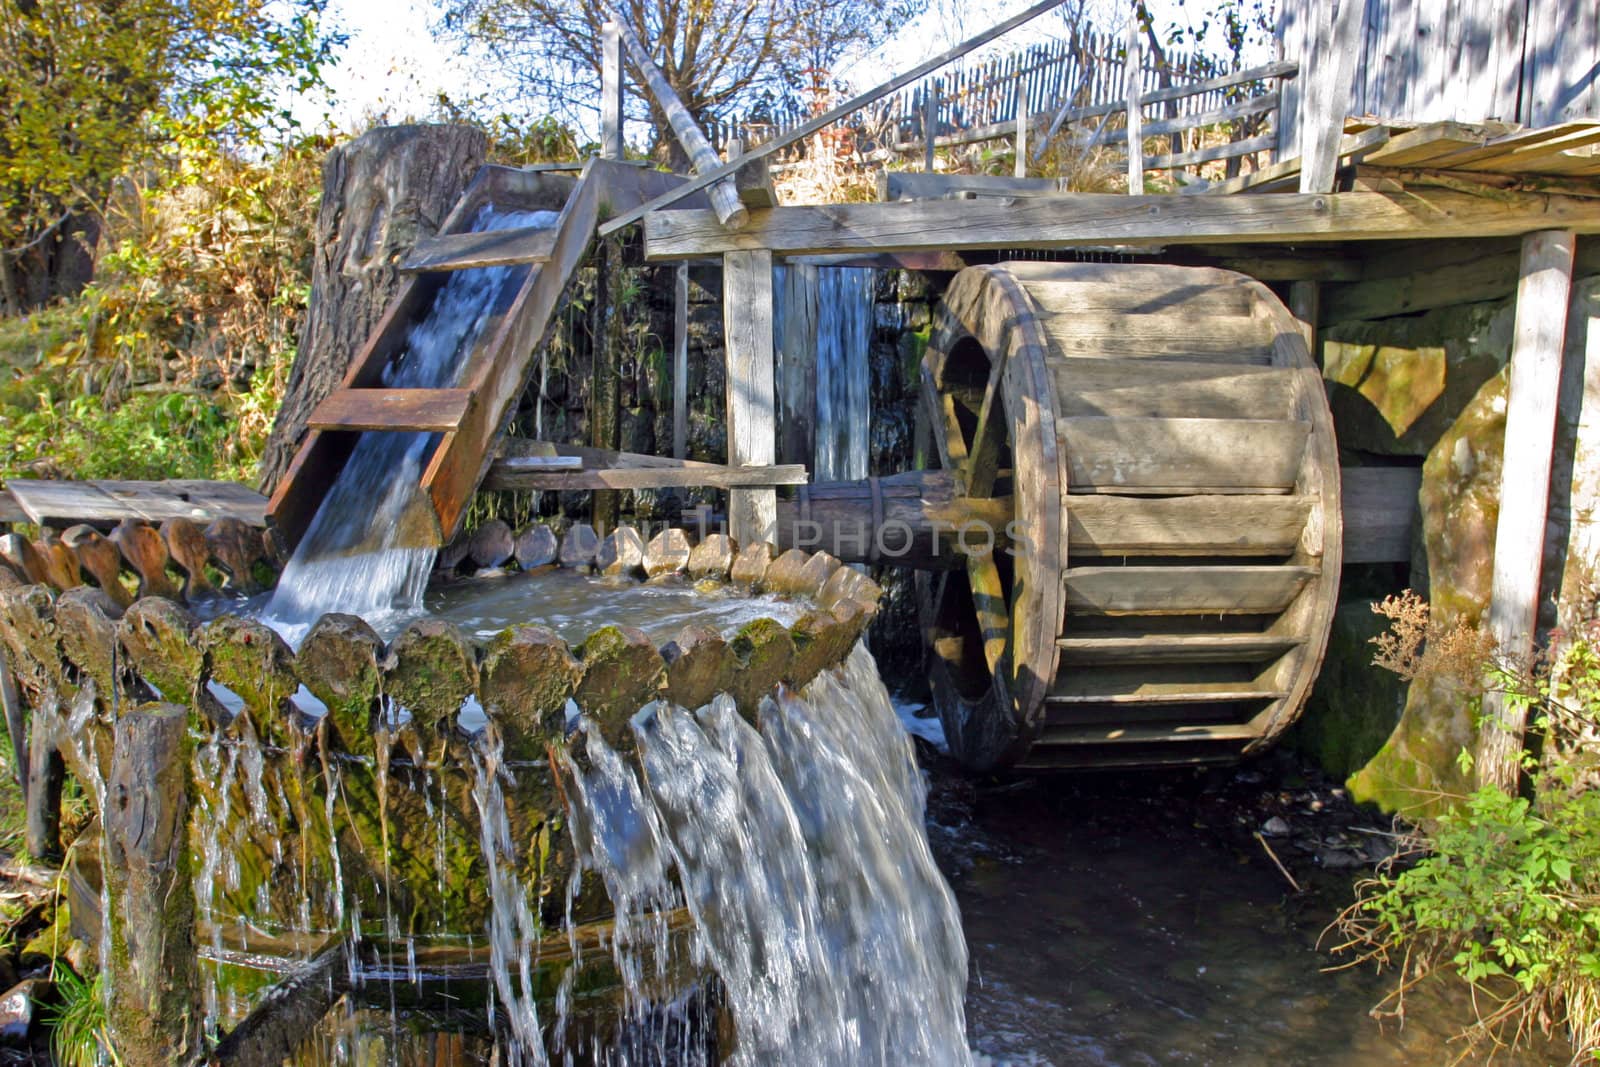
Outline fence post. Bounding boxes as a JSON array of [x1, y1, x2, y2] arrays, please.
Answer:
[[601, 21, 624, 159], [1015, 72, 1029, 177], [1125, 11, 1143, 193], [924, 81, 939, 172]]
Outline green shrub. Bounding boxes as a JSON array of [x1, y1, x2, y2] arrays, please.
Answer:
[[1333, 626, 1600, 1061]]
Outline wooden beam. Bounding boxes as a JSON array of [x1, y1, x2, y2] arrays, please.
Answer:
[[672, 262, 689, 459], [399, 226, 554, 273], [485, 463, 806, 491], [723, 249, 777, 544], [600, 21, 624, 160], [600, 2, 744, 228], [1297, 0, 1365, 193], [307, 388, 473, 433], [597, 0, 1073, 236], [1341, 466, 1421, 564], [1477, 230, 1577, 792], [1289, 279, 1319, 357], [1145, 133, 1275, 171], [644, 190, 1600, 260], [924, 82, 938, 173]]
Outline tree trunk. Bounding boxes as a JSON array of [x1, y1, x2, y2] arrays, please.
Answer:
[[255, 124, 489, 495]]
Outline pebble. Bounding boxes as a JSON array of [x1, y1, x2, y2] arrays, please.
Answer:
[[0, 979, 40, 1047], [1261, 816, 1291, 837]]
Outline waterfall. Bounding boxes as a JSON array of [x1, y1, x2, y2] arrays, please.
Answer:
[[775, 266, 874, 482], [264, 207, 559, 644], [554, 644, 972, 1066]]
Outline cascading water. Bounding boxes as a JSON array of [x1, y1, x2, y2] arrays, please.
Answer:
[[774, 266, 874, 482], [264, 206, 559, 644], [555, 643, 972, 1066]]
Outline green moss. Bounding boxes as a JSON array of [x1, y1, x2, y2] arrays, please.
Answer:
[[574, 626, 664, 746], [1289, 602, 1408, 780], [383, 619, 478, 735], [728, 617, 795, 721]]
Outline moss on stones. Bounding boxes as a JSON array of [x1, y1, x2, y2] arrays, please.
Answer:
[[383, 618, 479, 736], [117, 597, 202, 704], [295, 614, 383, 758], [480, 625, 580, 760], [574, 626, 663, 746], [728, 617, 795, 720]]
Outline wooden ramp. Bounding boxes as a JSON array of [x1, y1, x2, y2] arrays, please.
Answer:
[[916, 261, 1341, 772], [267, 158, 709, 553]]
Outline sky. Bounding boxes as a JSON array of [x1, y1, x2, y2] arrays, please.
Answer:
[[306, 0, 1275, 139]]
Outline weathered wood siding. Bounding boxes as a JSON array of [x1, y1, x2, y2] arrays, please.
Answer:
[[1279, 0, 1600, 151]]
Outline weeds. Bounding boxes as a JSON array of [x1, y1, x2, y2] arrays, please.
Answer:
[[47, 965, 113, 1067]]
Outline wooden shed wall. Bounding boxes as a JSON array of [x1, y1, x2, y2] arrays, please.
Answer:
[[1278, 0, 1600, 153]]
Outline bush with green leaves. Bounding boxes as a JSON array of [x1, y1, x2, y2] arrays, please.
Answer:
[[1333, 621, 1600, 1062]]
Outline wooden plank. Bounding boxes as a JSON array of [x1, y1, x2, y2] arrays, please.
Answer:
[[399, 226, 555, 273], [1142, 94, 1279, 139], [723, 248, 777, 544], [1060, 416, 1310, 492], [1055, 632, 1302, 664], [1359, 120, 1517, 168], [672, 262, 689, 459], [1403, 122, 1600, 173], [1192, 127, 1392, 196], [597, 0, 1075, 236], [499, 440, 724, 469], [643, 189, 1600, 260], [1342, 465, 1421, 564], [1477, 229, 1576, 790], [8, 480, 267, 527], [1037, 309, 1273, 362], [0, 491, 25, 525], [1326, 239, 1600, 321], [483, 463, 806, 491], [1050, 359, 1295, 419], [306, 388, 473, 433], [1048, 678, 1287, 705], [1146, 133, 1276, 171], [881, 173, 1063, 201], [1023, 278, 1255, 316], [1031, 722, 1260, 743], [1063, 564, 1318, 614], [1065, 494, 1312, 556]]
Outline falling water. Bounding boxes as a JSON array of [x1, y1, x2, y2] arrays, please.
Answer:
[[813, 268, 874, 482], [264, 207, 559, 643], [774, 266, 874, 482], [556, 644, 972, 1066]]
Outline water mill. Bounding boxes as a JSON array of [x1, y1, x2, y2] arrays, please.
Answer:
[[1, 0, 1600, 1062]]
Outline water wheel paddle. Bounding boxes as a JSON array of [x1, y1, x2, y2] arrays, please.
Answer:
[[917, 261, 1341, 772]]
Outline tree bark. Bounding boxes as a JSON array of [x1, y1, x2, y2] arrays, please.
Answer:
[[255, 124, 489, 495]]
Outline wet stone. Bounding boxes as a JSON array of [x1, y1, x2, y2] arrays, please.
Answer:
[[514, 524, 558, 569], [0, 978, 40, 1047], [662, 624, 736, 710], [469, 519, 515, 570], [574, 625, 664, 746], [295, 613, 384, 755], [687, 533, 736, 580], [205, 517, 265, 594], [384, 618, 479, 735], [0, 535, 49, 587], [760, 548, 813, 595], [560, 524, 600, 570], [818, 565, 878, 611], [643, 528, 692, 577], [117, 597, 202, 705], [437, 526, 474, 572], [479, 625, 580, 760], [785, 610, 853, 690], [729, 540, 776, 588], [0, 584, 63, 693], [795, 551, 842, 598], [728, 617, 796, 720], [596, 527, 645, 578]]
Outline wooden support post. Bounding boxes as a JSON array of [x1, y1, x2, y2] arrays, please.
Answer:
[[0, 653, 24, 796], [1289, 280, 1320, 361], [1297, 0, 1364, 194], [776, 263, 818, 469], [1125, 13, 1143, 194], [1477, 230, 1577, 792], [601, 3, 746, 228], [24, 712, 61, 861], [591, 242, 619, 533], [723, 249, 777, 545], [104, 705, 201, 1063], [673, 262, 689, 460], [924, 82, 939, 173], [601, 21, 624, 160], [1015, 74, 1029, 178]]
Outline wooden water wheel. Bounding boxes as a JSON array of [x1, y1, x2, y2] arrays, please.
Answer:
[[916, 261, 1341, 772]]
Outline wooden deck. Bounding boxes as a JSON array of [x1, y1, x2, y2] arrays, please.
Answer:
[[5, 479, 267, 528]]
